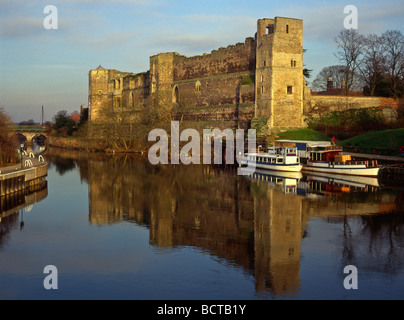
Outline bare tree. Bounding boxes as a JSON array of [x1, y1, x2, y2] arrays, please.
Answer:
[[96, 93, 178, 152], [0, 107, 18, 166], [381, 30, 404, 98], [358, 34, 386, 96], [311, 65, 363, 92], [334, 29, 366, 95], [311, 65, 346, 92]]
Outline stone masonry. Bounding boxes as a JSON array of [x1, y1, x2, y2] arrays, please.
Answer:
[[88, 16, 397, 134]]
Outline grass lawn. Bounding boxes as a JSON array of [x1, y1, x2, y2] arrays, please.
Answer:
[[277, 128, 329, 141], [340, 128, 404, 155]]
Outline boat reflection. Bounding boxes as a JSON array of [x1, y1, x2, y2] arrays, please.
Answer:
[[243, 168, 380, 197]]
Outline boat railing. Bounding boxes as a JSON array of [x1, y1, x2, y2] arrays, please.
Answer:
[[329, 160, 378, 167]]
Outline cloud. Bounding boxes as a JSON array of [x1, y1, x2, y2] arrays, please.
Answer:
[[67, 31, 137, 50], [144, 14, 257, 56], [0, 17, 43, 38], [283, 0, 404, 42]]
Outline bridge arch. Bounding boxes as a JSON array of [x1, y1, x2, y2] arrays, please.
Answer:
[[14, 133, 27, 144]]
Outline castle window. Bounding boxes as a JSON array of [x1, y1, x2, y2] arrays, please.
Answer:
[[151, 76, 157, 93], [294, 60, 296, 67], [287, 86, 293, 95], [286, 25, 289, 34], [263, 60, 267, 67], [195, 81, 201, 92], [261, 86, 264, 94], [266, 25, 274, 34], [173, 85, 179, 103], [261, 75, 264, 82], [291, 60, 294, 67], [129, 92, 134, 108]]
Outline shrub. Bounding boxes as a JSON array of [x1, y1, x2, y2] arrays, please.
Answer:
[[306, 107, 385, 137]]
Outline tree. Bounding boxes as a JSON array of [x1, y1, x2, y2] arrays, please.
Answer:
[[381, 30, 404, 98], [311, 65, 363, 92], [0, 107, 18, 166], [52, 110, 76, 136], [303, 49, 313, 84], [358, 34, 387, 96], [95, 93, 177, 152], [19, 119, 37, 126], [334, 29, 366, 95], [363, 72, 392, 97]]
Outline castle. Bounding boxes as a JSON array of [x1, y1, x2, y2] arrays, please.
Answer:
[[88, 16, 398, 134]]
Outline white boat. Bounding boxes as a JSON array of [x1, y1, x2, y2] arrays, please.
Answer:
[[240, 147, 303, 172], [303, 145, 380, 177]]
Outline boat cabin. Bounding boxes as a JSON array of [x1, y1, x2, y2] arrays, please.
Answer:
[[307, 145, 345, 162], [247, 147, 300, 165]]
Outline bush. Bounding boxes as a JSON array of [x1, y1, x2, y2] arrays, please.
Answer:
[[240, 75, 254, 85], [306, 107, 385, 137]]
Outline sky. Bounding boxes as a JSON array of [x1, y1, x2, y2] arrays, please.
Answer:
[[0, 0, 403, 123]]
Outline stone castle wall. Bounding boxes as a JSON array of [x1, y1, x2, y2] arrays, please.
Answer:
[[88, 16, 398, 135]]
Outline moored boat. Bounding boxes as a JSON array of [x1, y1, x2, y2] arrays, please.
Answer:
[[240, 147, 303, 172], [303, 145, 380, 177]]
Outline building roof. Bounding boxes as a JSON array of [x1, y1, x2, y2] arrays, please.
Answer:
[[71, 114, 81, 122]]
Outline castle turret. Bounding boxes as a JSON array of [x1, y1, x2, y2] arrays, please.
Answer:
[[88, 66, 109, 121], [255, 17, 304, 130], [149, 52, 177, 107]]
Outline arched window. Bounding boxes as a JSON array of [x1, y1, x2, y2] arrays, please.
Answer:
[[173, 85, 179, 103], [195, 81, 201, 92], [129, 92, 134, 107], [151, 76, 157, 93]]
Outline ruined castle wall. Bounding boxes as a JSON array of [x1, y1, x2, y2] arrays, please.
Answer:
[[121, 72, 150, 110], [88, 68, 135, 121], [172, 38, 256, 109]]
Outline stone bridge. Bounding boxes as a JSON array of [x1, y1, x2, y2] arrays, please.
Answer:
[[11, 125, 50, 144]]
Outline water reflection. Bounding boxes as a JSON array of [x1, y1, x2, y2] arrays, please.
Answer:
[[66, 153, 402, 297], [0, 182, 48, 250]]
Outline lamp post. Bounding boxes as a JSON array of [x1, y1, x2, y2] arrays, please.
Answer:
[[20, 144, 24, 169]]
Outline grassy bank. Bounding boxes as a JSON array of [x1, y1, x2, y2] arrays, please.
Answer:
[[277, 128, 329, 141], [340, 128, 404, 155]]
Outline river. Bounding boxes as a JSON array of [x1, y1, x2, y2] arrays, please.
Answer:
[[0, 148, 403, 300]]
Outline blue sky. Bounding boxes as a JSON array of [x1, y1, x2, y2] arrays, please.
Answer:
[[1, 0, 403, 123]]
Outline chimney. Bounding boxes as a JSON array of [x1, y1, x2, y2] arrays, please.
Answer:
[[327, 77, 333, 91]]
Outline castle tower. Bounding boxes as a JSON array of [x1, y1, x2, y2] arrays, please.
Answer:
[[149, 52, 176, 107], [88, 66, 109, 121], [255, 17, 304, 130]]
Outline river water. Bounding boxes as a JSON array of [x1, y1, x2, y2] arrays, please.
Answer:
[[1, 149, 403, 300]]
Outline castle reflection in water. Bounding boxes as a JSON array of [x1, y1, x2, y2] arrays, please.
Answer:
[[47, 151, 404, 297]]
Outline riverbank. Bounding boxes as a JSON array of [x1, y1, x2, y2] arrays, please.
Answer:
[[0, 156, 48, 196], [48, 136, 108, 152], [48, 136, 147, 154]]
